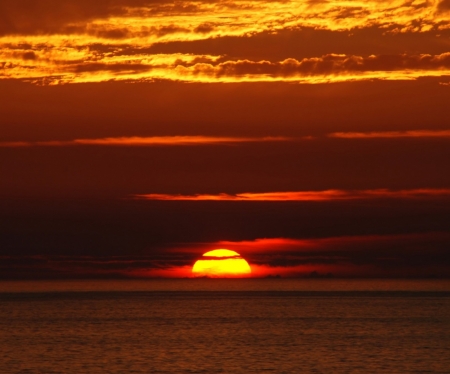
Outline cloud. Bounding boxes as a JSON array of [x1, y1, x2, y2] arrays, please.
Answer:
[[1, 0, 450, 85], [68, 62, 152, 73], [7, 129, 446, 149], [200, 233, 450, 277], [181, 53, 450, 77], [329, 130, 450, 139], [1, 0, 448, 38], [135, 189, 450, 201], [0, 254, 193, 279], [215, 233, 450, 254], [3, 50, 450, 84], [0, 0, 114, 36], [0, 135, 291, 147], [3, 232, 448, 278]]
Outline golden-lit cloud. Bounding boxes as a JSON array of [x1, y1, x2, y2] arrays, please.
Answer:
[[2, 52, 450, 84], [1, 0, 450, 84], [329, 130, 450, 138], [0, 135, 290, 147], [135, 189, 450, 201], [2, 0, 448, 39]]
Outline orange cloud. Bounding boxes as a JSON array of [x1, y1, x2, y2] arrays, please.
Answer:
[[172, 232, 450, 278], [329, 130, 450, 138], [135, 189, 450, 201], [214, 238, 316, 252], [2, 52, 450, 84], [214, 234, 450, 253], [2, 0, 450, 86], [3, 130, 449, 148], [181, 53, 450, 77], [1, 0, 448, 39], [0, 135, 291, 147]]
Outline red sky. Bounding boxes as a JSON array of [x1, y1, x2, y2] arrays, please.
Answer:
[[1, 0, 450, 278]]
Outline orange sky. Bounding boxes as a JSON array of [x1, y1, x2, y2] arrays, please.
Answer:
[[0, 0, 449, 279]]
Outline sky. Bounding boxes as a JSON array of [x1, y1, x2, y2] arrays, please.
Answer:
[[1, 0, 450, 279]]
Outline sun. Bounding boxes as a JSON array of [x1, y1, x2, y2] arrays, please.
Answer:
[[192, 249, 252, 278]]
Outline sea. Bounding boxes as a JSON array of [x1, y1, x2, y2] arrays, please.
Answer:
[[1, 279, 449, 373]]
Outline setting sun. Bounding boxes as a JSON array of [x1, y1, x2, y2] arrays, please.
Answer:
[[192, 249, 252, 278]]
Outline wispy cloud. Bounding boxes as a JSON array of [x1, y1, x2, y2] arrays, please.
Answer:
[[0, 136, 291, 147], [214, 233, 450, 255], [3, 130, 449, 148], [329, 130, 450, 139], [135, 189, 450, 201], [194, 233, 450, 277]]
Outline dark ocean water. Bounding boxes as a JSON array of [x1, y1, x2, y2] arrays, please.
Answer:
[[1, 280, 449, 373]]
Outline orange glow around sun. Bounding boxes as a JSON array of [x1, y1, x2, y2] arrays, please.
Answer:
[[192, 249, 252, 278]]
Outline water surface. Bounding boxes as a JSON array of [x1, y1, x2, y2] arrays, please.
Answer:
[[1, 280, 449, 373]]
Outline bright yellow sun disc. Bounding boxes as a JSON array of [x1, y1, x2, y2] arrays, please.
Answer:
[[192, 249, 252, 278]]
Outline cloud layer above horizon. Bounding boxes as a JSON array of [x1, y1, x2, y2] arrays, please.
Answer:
[[2, 0, 450, 84], [2, 233, 449, 279]]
